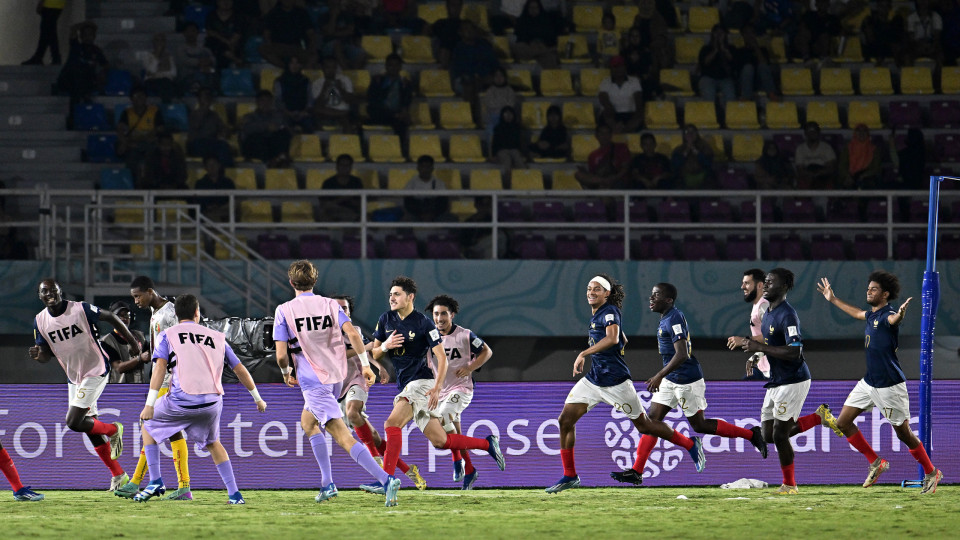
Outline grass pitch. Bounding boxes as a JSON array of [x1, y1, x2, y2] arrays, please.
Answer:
[[2, 486, 956, 539]]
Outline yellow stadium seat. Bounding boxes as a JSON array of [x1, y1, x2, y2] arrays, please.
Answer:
[[805, 101, 842, 129], [688, 6, 720, 32], [508, 69, 535, 96], [674, 35, 705, 64], [129, 236, 164, 260], [510, 169, 544, 190], [725, 101, 760, 129], [781, 67, 814, 96], [387, 168, 417, 190], [551, 170, 582, 190], [704, 133, 727, 162], [440, 102, 476, 129], [900, 67, 934, 95], [303, 69, 322, 83], [214, 234, 247, 260], [186, 166, 203, 188], [660, 69, 694, 97], [327, 134, 365, 162], [400, 35, 434, 63], [114, 201, 145, 224], [259, 67, 281, 91], [450, 198, 477, 219], [764, 101, 800, 129], [448, 134, 485, 163], [557, 34, 590, 63], [624, 133, 641, 153], [210, 102, 229, 127], [240, 200, 273, 222], [562, 102, 596, 129], [235, 102, 256, 124], [343, 70, 371, 95], [492, 36, 513, 62], [419, 69, 455, 97], [578, 68, 609, 97], [172, 242, 198, 261], [571, 134, 600, 162], [418, 3, 447, 24], [410, 102, 434, 129], [573, 5, 603, 31], [732, 134, 764, 162], [227, 167, 257, 189], [368, 134, 406, 163], [408, 134, 445, 162], [436, 168, 462, 189], [358, 169, 379, 189], [941, 67, 960, 94], [462, 3, 489, 30], [847, 100, 883, 129], [645, 101, 679, 129], [654, 132, 682, 155], [683, 101, 719, 129], [290, 134, 325, 162], [305, 169, 333, 190], [859, 67, 893, 95], [470, 169, 503, 190], [611, 6, 639, 30], [361, 35, 393, 62], [264, 168, 297, 190], [281, 201, 314, 222], [521, 101, 551, 129], [819, 68, 854, 96], [832, 36, 863, 62], [767, 36, 787, 63]]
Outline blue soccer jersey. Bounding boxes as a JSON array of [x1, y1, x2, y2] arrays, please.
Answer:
[[863, 304, 906, 388], [373, 309, 442, 390], [656, 306, 704, 384], [760, 301, 811, 388], [586, 304, 631, 387]]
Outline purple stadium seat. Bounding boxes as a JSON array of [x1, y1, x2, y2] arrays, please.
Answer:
[[829, 198, 861, 222], [698, 199, 734, 222], [908, 199, 931, 223], [935, 134, 960, 162], [853, 233, 887, 260], [573, 200, 608, 222], [718, 167, 750, 189], [597, 234, 625, 260], [384, 234, 419, 258], [821, 133, 843, 154], [811, 233, 846, 260], [257, 234, 290, 259], [531, 201, 567, 222], [929, 100, 960, 129], [888, 101, 923, 128], [498, 200, 525, 222], [725, 234, 757, 260], [635, 233, 676, 260], [768, 233, 804, 260], [940, 233, 960, 259], [554, 234, 590, 259], [681, 234, 719, 260], [773, 133, 803, 160], [740, 199, 774, 222], [865, 199, 902, 222], [424, 234, 462, 258], [299, 234, 333, 259], [895, 233, 923, 260], [781, 198, 818, 223], [341, 235, 377, 259], [511, 233, 548, 259], [950, 200, 960, 222], [657, 199, 691, 222], [614, 200, 651, 223]]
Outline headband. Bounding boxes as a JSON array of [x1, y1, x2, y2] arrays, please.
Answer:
[[589, 276, 611, 291]]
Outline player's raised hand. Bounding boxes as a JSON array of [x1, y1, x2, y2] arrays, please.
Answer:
[[255, 400, 267, 412], [425, 384, 441, 410], [816, 277, 834, 301], [362, 365, 376, 386], [898, 297, 914, 314], [140, 405, 154, 422], [572, 354, 586, 376]]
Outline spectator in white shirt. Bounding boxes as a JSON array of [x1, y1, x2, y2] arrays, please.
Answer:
[[142, 32, 178, 103], [598, 55, 643, 133], [311, 56, 356, 132]]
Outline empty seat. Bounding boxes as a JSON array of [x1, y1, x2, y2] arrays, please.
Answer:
[[342, 70, 371, 94], [853, 233, 888, 260], [725, 102, 760, 129], [510, 233, 548, 259], [424, 234, 462, 259], [417, 3, 447, 24], [772, 133, 803, 159], [895, 232, 923, 259], [741, 199, 775, 222], [86, 134, 118, 163], [256, 234, 290, 259], [557, 34, 590, 63], [386, 168, 416, 190], [240, 200, 273, 222], [767, 233, 804, 260], [400, 35, 434, 63], [74, 103, 110, 131], [657, 200, 691, 222], [572, 200, 607, 222], [859, 67, 893, 95], [683, 101, 719, 129], [847, 101, 882, 129], [522, 101, 551, 129], [531, 201, 567, 222], [935, 134, 960, 162], [688, 6, 719, 32], [498, 200, 525, 222], [511, 169, 544, 190], [449, 134, 485, 162], [781, 68, 814, 96], [900, 67, 934, 95], [264, 168, 297, 190], [717, 167, 749, 189], [408, 134, 444, 162], [674, 35, 705, 64], [492, 35, 513, 62], [368, 134, 405, 163], [228, 167, 257, 189], [941, 67, 960, 94], [829, 198, 862, 222], [637, 234, 676, 260], [939, 233, 960, 259], [572, 5, 603, 31], [104, 69, 133, 96], [419, 69, 455, 97], [805, 101, 841, 129], [930, 100, 960, 128], [645, 101, 679, 129], [681, 234, 719, 260], [384, 234, 419, 258], [259, 67, 281, 91], [100, 168, 133, 190], [507, 69, 535, 96], [469, 169, 503, 190], [888, 100, 923, 128], [439, 102, 476, 129], [554, 234, 590, 259], [579, 68, 609, 96], [409, 102, 434, 129], [767, 36, 787, 63], [811, 233, 846, 260], [289, 134, 324, 162], [597, 234, 625, 260], [562, 102, 596, 129], [341, 235, 376, 259], [611, 6, 639, 30], [540, 69, 575, 97], [698, 199, 734, 222], [361, 35, 393, 61], [764, 101, 800, 129], [731, 134, 764, 162], [552, 170, 581, 190], [659, 69, 695, 97], [781, 198, 818, 222], [220, 69, 254, 96], [819, 68, 853, 96], [571, 134, 600, 162], [327, 134, 365, 162], [725, 233, 757, 260], [435, 168, 462, 189], [299, 234, 334, 259], [832, 35, 863, 62], [281, 201, 313, 222]]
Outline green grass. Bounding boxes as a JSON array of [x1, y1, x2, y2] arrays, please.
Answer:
[[2, 486, 957, 539]]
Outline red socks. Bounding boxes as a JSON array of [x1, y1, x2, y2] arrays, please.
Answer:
[[382, 426, 403, 476], [909, 444, 936, 475], [354, 423, 380, 456], [560, 448, 576, 477], [463, 448, 475, 475], [377, 439, 410, 474], [669, 431, 695, 451], [442, 433, 490, 451], [796, 413, 821, 433], [452, 449, 462, 461], [781, 463, 796, 486], [714, 420, 754, 440], [0, 448, 24, 492], [87, 419, 118, 437], [632, 435, 657, 474], [94, 443, 124, 476], [846, 431, 879, 464]]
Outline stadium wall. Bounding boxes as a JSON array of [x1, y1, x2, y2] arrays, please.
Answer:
[[0, 0, 86, 66]]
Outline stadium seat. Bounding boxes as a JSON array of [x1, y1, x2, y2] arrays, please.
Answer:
[[521, 101, 551, 129], [572, 5, 603, 31], [264, 169, 297, 190], [888, 100, 923, 128], [240, 200, 273, 222], [939, 233, 960, 259], [113, 201, 145, 224], [688, 6, 720, 32], [805, 101, 842, 129], [741, 199, 775, 222], [228, 167, 257, 189], [290, 134, 325, 162], [358, 169, 379, 189], [572, 200, 607, 222], [73, 103, 110, 131], [725, 101, 760, 129], [772, 133, 803, 159], [578, 69, 609, 97], [908, 199, 931, 223], [780, 67, 814, 96], [462, 2, 489, 30], [698, 199, 734, 222], [400, 35, 434, 63], [234, 102, 256, 124], [681, 234, 719, 260], [552, 170, 581, 190], [254, 234, 290, 259], [99, 168, 133, 189], [220, 69, 255, 97], [811, 233, 846, 260], [597, 234, 625, 260], [657, 200, 691, 223], [554, 234, 590, 259], [847, 101, 883, 129], [435, 168, 462, 189], [858, 67, 893, 95], [510, 233, 548, 259], [449, 198, 476, 220], [930, 100, 960, 128], [86, 134, 118, 163], [341, 235, 377, 258], [935, 134, 960, 162], [448, 134, 485, 163], [368, 134, 406, 163], [645, 101, 679, 129], [895, 233, 922, 260], [259, 68, 281, 92], [717, 167, 749, 189], [764, 101, 800, 129], [637, 234, 676, 260], [732, 134, 764, 162], [660, 69, 694, 97], [408, 134, 444, 162], [674, 35, 705, 64], [304, 169, 332, 190], [511, 169, 544, 190], [343, 70, 371, 94], [424, 234, 462, 259], [531, 201, 566, 222], [829, 198, 861, 222], [183, 3, 213, 30], [327, 134, 365, 162], [386, 168, 416, 190], [417, 3, 447, 24], [941, 67, 960, 94], [819, 68, 854, 96], [865, 198, 901, 222], [654, 132, 682, 155], [562, 102, 596, 129], [439, 102, 476, 129], [161, 103, 188, 132], [571, 134, 600, 162], [409, 102, 434, 129], [281, 201, 314, 222], [832, 36, 863, 62], [361, 36, 393, 62], [705, 133, 727, 161], [103, 69, 133, 96], [782, 198, 818, 222], [497, 200, 523, 222], [557, 35, 590, 63], [767, 233, 804, 260], [491, 36, 513, 62], [243, 36, 263, 63], [900, 67, 934, 95], [299, 234, 334, 258], [611, 6, 639, 30], [469, 169, 503, 190], [507, 69, 535, 96], [683, 101, 719, 129], [767, 36, 787, 63], [725, 233, 757, 260]]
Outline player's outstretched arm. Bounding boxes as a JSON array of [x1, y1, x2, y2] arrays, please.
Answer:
[[817, 277, 866, 320], [573, 324, 620, 376], [140, 357, 168, 422], [100, 310, 142, 356], [742, 339, 801, 362], [234, 362, 267, 412], [888, 297, 913, 326]]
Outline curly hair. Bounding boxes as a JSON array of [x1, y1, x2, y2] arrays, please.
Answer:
[[768, 267, 795, 291], [595, 273, 625, 309], [390, 275, 417, 295], [425, 294, 460, 315], [331, 294, 355, 315], [869, 270, 900, 301]]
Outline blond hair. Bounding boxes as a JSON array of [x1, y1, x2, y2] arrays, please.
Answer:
[[288, 260, 318, 291]]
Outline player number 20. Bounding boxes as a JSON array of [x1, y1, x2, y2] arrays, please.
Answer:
[[614, 402, 633, 415]]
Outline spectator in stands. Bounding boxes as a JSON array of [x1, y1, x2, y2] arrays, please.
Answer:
[[177, 22, 217, 96], [430, 0, 464, 68], [633, 0, 673, 70], [404, 155, 452, 222], [117, 87, 164, 178], [205, 0, 247, 70], [321, 0, 368, 70], [891, 127, 927, 189], [141, 132, 188, 190], [57, 21, 108, 105], [794, 121, 837, 189], [141, 33, 179, 103], [240, 90, 292, 167], [490, 106, 526, 178], [620, 26, 660, 100], [861, 0, 905, 66], [531, 105, 570, 160], [839, 124, 882, 189], [754, 140, 794, 189], [489, 0, 524, 35], [274, 56, 315, 133], [366, 54, 414, 139], [481, 67, 518, 136], [259, 0, 319, 68], [697, 25, 736, 106], [733, 24, 776, 99], [450, 21, 500, 119], [942, 0, 960, 66], [575, 124, 631, 189], [22, 0, 65, 65], [723, 0, 756, 30], [193, 155, 235, 220], [630, 133, 672, 189], [596, 13, 622, 65], [512, 0, 562, 68], [795, 0, 842, 61], [598, 56, 644, 134], [671, 124, 715, 189], [311, 56, 357, 132], [377, 0, 424, 34], [903, 0, 943, 66], [100, 301, 147, 383], [186, 87, 233, 166], [321, 153, 364, 221]]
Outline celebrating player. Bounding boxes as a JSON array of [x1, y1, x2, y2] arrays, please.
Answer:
[[816, 272, 942, 493], [612, 282, 767, 486], [726, 269, 770, 380], [369, 276, 504, 506], [132, 294, 265, 504], [274, 261, 402, 506], [29, 278, 132, 491], [425, 295, 493, 490], [1, 439, 43, 501], [547, 275, 705, 494]]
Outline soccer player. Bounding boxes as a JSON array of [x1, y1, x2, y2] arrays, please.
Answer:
[[425, 294, 493, 490], [29, 278, 132, 491], [100, 301, 148, 383], [116, 276, 193, 500], [132, 294, 266, 504], [274, 261, 403, 506], [331, 294, 427, 491], [726, 269, 770, 380], [816, 272, 942, 493], [1, 439, 44, 501], [548, 275, 705, 494], [369, 276, 504, 505], [612, 282, 767, 486], [730, 268, 828, 494]]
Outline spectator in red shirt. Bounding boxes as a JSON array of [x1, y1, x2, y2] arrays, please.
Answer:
[[575, 124, 631, 189]]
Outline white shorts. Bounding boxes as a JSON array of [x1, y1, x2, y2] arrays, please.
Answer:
[[339, 384, 370, 429], [651, 378, 708, 417], [844, 379, 911, 426], [67, 375, 110, 416], [437, 390, 473, 431], [565, 378, 645, 420], [395, 379, 442, 432], [761, 380, 811, 422]]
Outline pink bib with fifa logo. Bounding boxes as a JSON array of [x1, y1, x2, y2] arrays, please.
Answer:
[[166, 322, 227, 395], [279, 295, 347, 384]]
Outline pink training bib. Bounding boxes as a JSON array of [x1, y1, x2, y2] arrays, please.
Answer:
[[166, 322, 227, 395], [35, 301, 108, 384], [279, 295, 348, 384]]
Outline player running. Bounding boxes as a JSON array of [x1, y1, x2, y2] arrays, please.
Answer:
[[816, 272, 942, 493], [425, 295, 493, 490], [1, 439, 43, 501], [368, 276, 504, 505], [132, 294, 266, 504], [29, 278, 133, 491], [612, 282, 767, 486], [548, 275, 705, 494], [274, 261, 403, 506], [726, 269, 770, 380]]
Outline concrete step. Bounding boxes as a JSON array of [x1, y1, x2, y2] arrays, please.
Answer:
[[0, 95, 67, 107], [0, 112, 64, 131], [0, 131, 85, 144], [91, 2, 168, 17], [0, 145, 82, 164], [0, 79, 54, 97], [0, 101, 68, 115], [93, 16, 176, 35]]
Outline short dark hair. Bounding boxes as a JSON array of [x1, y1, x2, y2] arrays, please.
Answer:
[[425, 294, 459, 315], [744, 268, 766, 284], [182, 21, 199, 32], [174, 294, 199, 320], [655, 282, 678, 301], [804, 121, 820, 132], [385, 53, 402, 63], [768, 267, 795, 291], [130, 276, 155, 292], [869, 270, 900, 301], [417, 155, 434, 166], [336, 153, 354, 166], [640, 133, 656, 143], [130, 86, 147, 97], [256, 89, 273, 99], [391, 275, 417, 295], [331, 294, 355, 315]]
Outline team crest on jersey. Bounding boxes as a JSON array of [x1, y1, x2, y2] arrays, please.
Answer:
[[769, 325, 775, 333], [409, 330, 416, 339], [873, 319, 879, 327], [605, 392, 689, 479]]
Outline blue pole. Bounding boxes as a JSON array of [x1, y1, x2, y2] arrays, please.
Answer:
[[917, 176, 942, 480]]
